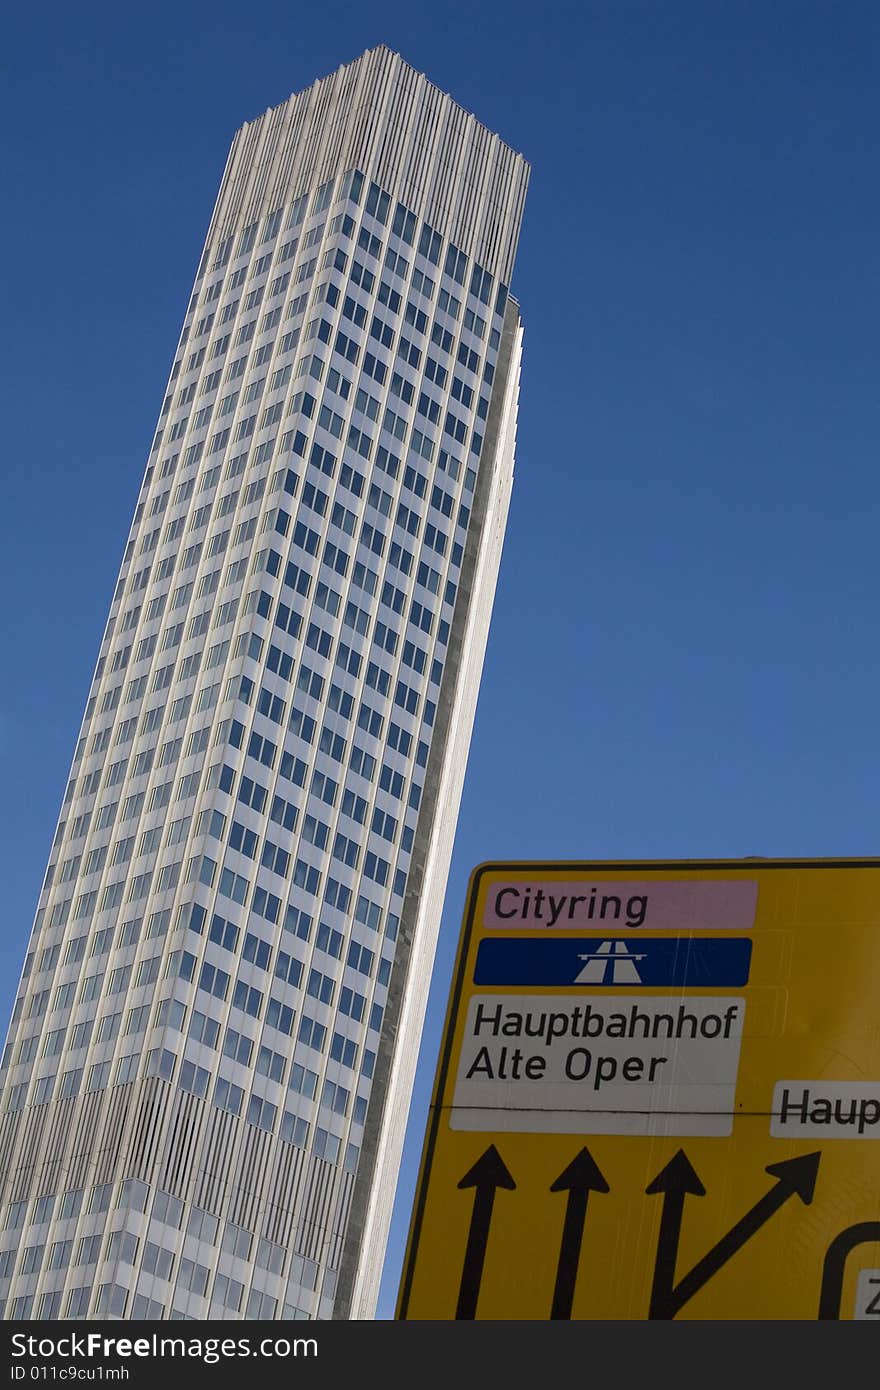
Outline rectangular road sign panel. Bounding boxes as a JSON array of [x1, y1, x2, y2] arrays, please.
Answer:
[[473, 935, 753, 987], [397, 859, 880, 1320], [451, 992, 745, 1136]]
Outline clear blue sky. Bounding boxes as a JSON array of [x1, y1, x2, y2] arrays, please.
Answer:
[[2, 0, 878, 1320]]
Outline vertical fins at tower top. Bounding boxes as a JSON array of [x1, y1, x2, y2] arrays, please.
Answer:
[[206, 46, 529, 288]]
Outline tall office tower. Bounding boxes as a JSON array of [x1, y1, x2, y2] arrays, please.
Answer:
[[0, 46, 527, 1322]]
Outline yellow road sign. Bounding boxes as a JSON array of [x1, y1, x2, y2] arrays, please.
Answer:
[[397, 859, 880, 1320]]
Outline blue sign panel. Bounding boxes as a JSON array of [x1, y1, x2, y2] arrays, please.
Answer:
[[473, 936, 752, 988]]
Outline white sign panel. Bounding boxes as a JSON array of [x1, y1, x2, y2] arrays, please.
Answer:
[[451, 993, 746, 1137], [770, 1081, 880, 1138]]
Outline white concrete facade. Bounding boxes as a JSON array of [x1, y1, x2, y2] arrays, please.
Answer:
[[0, 46, 528, 1321]]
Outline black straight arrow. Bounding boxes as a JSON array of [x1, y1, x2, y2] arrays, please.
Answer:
[[645, 1149, 706, 1319], [647, 1150, 821, 1319], [549, 1147, 610, 1319], [455, 1145, 516, 1319]]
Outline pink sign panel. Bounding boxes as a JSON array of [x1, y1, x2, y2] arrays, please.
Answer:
[[482, 878, 758, 932]]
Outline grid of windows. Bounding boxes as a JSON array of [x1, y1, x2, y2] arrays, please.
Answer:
[[0, 47, 524, 1328]]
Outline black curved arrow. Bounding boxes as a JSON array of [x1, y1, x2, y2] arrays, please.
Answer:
[[818, 1222, 880, 1319], [549, 1147, 610, 1319], [646, 1149, 821, 1318], [456, 1145, 516, 1319]]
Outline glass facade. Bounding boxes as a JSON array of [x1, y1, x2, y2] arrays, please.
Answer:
[[0, 46, 527, 1320]]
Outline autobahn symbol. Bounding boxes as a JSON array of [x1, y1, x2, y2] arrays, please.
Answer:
[[472, 935, 753, 987], [575, 940, 646, 984]]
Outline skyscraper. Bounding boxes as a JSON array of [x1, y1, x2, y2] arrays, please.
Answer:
[[0, 46, 527, 1322]]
